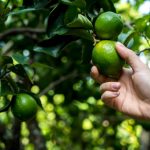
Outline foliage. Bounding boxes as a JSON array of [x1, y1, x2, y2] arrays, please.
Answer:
[[0, 0, 150, 149]]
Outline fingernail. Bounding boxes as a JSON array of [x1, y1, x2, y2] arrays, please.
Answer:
[[112, 83, 120, 90], [91, 67, 95, 73]]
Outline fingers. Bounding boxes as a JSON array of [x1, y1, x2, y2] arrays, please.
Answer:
[[100, 82, 120, 94], [100, 82, 121, 109], [116, 42, 146, 72], [101, 91, 120, 101], [90, 66, 112, 84], [101, 91, 120, 108]]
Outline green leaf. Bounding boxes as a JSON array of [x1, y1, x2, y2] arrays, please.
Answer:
[[0, 79, 15, 96], [8, 8, 49, 16], [123, 30, 136, 46], [9, 64, 29, 78], [64, 4, 93, 30], [66, 14, 93, 29], [48, 23, 69, 39], [60, 0, 86, 9], [12, 53, 29, 64], [30, 93, 43, 109], [134, 15, 150, 33], [9, 64, 32, 87], [34, 0, 49, 8], [66, 29, 93, 41], [0, 96, 12, 113], [34, 35, 78, 57], [23, 0, 34, 7], [46, 3, 68, 38], [0, 56, 13, 79], [145, 24, 150, 39], [0, 2, 10, 23], [0, 56, 13, 67], [81, 40, 93, 63], [64, 6, 78, 24], [62, 40, 82, 60], [62, 39, 82, 51], [34, 45, 62, 57], [107, 0, 116, 12], [99, 0, 116, 12], [31, 62, 53, 69]]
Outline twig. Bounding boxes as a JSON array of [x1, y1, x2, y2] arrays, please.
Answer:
[[137, 48, 150, 55], [143, 34, 150, 47], [4, 0, 11, 8], [38, 70, 78, 97], [0, 27, 46, 40], [124, 22, 134, 30]]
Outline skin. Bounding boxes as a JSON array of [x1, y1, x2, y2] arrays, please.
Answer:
[[91, 42, 150, 120]]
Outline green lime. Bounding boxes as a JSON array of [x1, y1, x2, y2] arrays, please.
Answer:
[[92, 40, 124, 79], [11, 93, 38, 121], [95, 11, 123, 40]]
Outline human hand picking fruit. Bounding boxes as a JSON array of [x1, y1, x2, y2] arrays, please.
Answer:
[[91, 43, 150, 120], [91, 10, 150, 120]]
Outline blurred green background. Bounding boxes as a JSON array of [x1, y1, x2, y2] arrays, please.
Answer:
[[0, 0, 150, 149]]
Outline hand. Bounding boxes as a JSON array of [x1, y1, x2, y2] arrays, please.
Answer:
[[91, 43, 150, 120]]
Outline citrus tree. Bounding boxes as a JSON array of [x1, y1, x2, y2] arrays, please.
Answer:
[[0, 0, 150, 149]]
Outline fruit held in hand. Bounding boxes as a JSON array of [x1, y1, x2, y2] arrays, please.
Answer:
[[92, 40, 124, 79], [11, 93, 38, 121], [94, 11, 123, 40]]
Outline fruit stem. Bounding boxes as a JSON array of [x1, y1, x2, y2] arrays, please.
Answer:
[[93, 35, 100, 46]]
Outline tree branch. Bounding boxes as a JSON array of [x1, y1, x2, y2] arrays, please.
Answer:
[[5, 0, 11, 8], [124, 22, 134, 30], [38, 70, 78, 97], [0, 27, 46, 40], [137, 48, 150, 55]]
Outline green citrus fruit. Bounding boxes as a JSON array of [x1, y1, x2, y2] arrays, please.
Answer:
[[11, 93, 38, 121], [95, 11, 123, 40], [92, 40, 124, 79]]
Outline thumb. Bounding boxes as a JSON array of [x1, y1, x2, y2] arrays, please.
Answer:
[[116, 42, 145, 72]]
